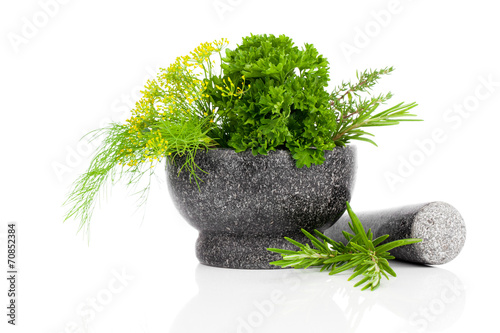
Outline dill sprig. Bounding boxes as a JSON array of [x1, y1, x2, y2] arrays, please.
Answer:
[[63, 39, 229, 237], [268, 202, 422, 291], [63, 119, 214, 238]]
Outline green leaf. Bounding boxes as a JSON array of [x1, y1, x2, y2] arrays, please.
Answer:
[[375, 238, 422, 253], [301, 228, 327, 252], [329, 258, 364, 275], [353, 276, 371, 287], [350, 242, 370, 253], [348, 265, 370, 281], [379, 260, 397, 277], [346, 202, 374, 251], [349, 136, 378, 146], [284, 236, 308, 250], [313, 229, 345, 252], [269, 260, 290, 266], [323, 254, 353, 264], [342, 230, 354, 241], [372, 234, 390, 246], [267, 248, 300, 255]]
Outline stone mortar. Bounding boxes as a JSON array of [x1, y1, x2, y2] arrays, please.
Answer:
[[166, 146, 357, 269]]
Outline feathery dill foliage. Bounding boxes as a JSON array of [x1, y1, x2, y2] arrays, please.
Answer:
[[268, 202, 422, 291], [64, 38, 229, 237], [330, 67, 420, 146]]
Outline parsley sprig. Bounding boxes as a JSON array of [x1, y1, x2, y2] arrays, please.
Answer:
[[268, 202, 421, 291]]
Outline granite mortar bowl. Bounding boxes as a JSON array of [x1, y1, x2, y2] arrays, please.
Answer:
[[166, 146, 357, 269]]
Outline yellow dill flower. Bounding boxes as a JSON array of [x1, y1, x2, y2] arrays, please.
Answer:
[[120, 38, 225, 166]]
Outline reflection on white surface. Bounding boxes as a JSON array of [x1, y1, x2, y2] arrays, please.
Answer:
[[169, 262, 465, 333]]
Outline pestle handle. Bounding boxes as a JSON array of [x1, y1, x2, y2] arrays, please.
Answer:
[[323, 202, 466, 265]]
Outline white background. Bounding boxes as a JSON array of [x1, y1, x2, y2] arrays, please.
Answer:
[[1, 0, 499, 332]]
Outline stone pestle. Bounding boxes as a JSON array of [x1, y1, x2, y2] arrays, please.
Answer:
[[322, 202, 466, 265]]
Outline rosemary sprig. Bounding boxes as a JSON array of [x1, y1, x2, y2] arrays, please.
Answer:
[[330, 67, 420, 146], [268, 202, 421, 291]]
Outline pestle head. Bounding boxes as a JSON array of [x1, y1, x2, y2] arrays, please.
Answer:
[[323, 201, 466, 265], [401, 202, 466, 265]]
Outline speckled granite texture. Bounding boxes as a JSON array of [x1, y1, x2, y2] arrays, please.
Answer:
[[166, 147, 357, 269], [324, 202, 466, 265]]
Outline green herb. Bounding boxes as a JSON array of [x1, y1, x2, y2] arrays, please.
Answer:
[[207, 35, 419, 168], [268, 202, 421, 291], [63, 119, 213, 237], [208, 34, 336, 168], [330, 67, 420, 147], [64, 35, 421, 237], [64, 39, 228, 237]]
